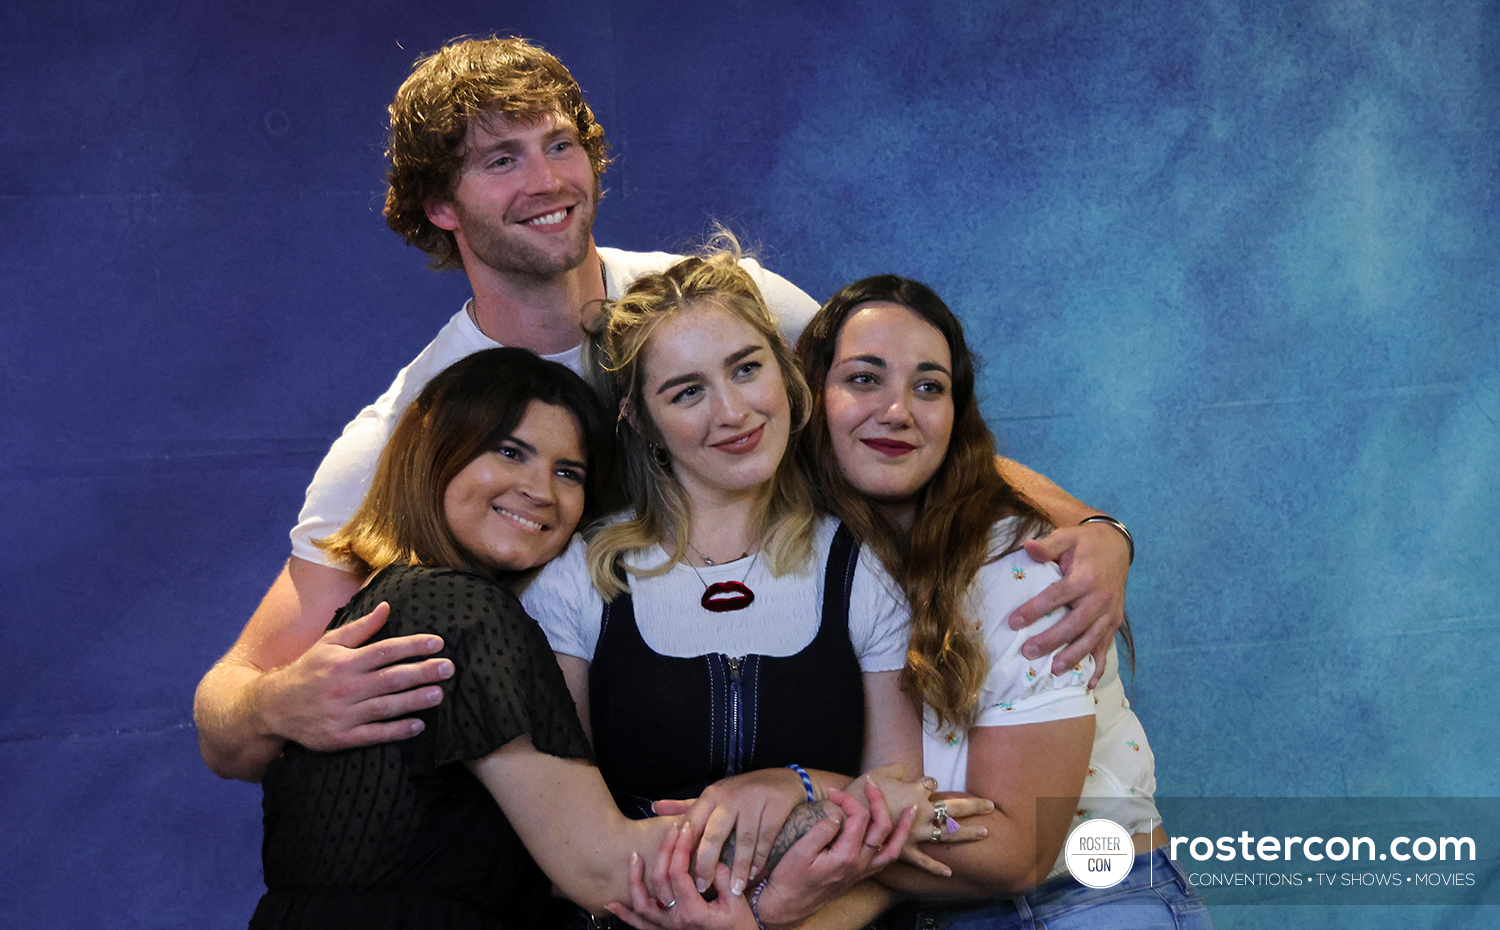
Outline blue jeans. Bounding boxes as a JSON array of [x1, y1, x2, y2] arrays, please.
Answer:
[[884, 848, 1214, 930]]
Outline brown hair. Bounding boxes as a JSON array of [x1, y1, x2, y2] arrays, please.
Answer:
[[797, 276, 1053, 730], [384, 35, 612, 270], [583, 240, 816, 597], [318, 347, 614, 579]]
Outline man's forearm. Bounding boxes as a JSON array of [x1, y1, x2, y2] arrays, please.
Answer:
[[193, 659, 285, 782], [719, 797, 839, 875], [997, 457, 1100, 527]]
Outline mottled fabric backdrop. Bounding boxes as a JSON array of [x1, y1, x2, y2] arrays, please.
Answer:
[[2, 1, 1494, 927]]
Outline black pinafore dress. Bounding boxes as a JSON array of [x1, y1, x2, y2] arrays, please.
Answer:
[[588, 524, 868, 817]]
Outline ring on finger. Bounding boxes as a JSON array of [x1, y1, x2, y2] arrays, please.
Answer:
[[931, 823, 943, 843], [935, 799, 961, 835], [932, 799, 949, 830], [664, 900, 676, 910]]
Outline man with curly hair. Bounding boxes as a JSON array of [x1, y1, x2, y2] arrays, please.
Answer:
[[194, 36, 1130, 784], [193, 36, 822, 781]]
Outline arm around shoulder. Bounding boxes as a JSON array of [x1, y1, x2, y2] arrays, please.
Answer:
[[996, 457, 1132, 683], [996, 456, 1100, 527], [192, 556, 449, 781]]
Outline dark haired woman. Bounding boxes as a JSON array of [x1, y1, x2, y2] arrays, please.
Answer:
[[793, 278, 1212, 929], [250, 348, 690, 929]]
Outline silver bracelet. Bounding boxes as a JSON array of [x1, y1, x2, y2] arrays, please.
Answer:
[[1079, 514, 1134, 565]]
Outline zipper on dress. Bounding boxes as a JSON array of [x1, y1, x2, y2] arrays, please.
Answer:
[[725, 655, 745, 775]]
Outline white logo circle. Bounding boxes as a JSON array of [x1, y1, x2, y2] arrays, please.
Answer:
[[1064, 818, 1134, 889]]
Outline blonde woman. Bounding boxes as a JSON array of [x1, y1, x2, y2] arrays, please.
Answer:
[[522, 251, 979, 928]]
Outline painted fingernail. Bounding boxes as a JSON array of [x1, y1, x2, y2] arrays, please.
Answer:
[[630, 851, 639, 864], [732, 878, 745, 896], [749, 865, 759, 881], [695, 877, 710, 894]]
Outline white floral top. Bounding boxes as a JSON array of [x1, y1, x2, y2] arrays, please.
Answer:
[[919, 518, 1162, 878]]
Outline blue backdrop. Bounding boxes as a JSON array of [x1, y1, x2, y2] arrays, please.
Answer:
[[2, 1, 1495, 927]]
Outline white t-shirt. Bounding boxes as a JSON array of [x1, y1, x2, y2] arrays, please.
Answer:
[[522, 516, 909, 672], [920, 518, 1162, 877], [289, 248, 818, 565]]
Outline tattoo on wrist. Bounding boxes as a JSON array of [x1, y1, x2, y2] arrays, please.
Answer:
[[718, 799, 837, 873]]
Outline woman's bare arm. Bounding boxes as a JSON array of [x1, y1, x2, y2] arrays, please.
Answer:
[[467, 736, 680, 914], [878, 716, 1095, 897], [860, 670, 924, 776]]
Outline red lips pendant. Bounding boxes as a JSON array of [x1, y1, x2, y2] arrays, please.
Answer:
[[701, 581, 755, 612]]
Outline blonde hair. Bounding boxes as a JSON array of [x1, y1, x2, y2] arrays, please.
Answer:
[[583, 241, 816, 597]]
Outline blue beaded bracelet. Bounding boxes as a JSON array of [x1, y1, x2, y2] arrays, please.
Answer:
[[748, 878, 772, 930], [786, 764, 816, 803]]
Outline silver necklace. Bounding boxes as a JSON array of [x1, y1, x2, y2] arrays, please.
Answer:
[[688, 542, 748, 567]]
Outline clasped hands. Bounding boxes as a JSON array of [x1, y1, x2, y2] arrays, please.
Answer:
[[607, 765, 992, 929]]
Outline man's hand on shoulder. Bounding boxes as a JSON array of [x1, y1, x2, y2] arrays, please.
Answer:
[[1007, 523, 1129, 687], [193, 557, 452, 781], [253, 601, 453, 752]]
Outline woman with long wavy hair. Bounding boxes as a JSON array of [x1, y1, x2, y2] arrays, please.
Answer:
[[793, 277, 1213, 929]]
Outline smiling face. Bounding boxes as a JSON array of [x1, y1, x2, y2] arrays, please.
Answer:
[[823, 301, 955, 517], [638, 302, 792, 507], [425, 110, 597, 279], [443, 400, 588, 571]]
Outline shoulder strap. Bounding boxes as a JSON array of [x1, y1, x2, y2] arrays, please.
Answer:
[[821, 522, 861, 635], [598, 555, 630, 639]]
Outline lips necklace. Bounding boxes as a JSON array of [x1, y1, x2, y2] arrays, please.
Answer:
[[687, 547, 758, 613]]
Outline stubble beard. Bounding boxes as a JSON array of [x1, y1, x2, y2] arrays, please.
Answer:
[[458, 182, 599, 281]]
